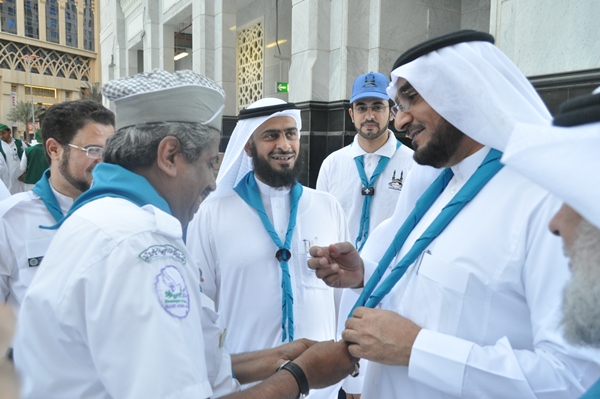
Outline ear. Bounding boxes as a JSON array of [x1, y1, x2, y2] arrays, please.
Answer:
[[348, 107, 355, 123], [244, 138, 253, 157], [156, 136, 181, 177], [389, 109, 394, 122], [45, 138, 63, 163]]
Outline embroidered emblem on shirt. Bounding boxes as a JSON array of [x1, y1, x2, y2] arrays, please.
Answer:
[[155, 266, 190, 318], [28, 257, 43, 267], [388, 170, 404, 191], [139, 245, 186, 264]]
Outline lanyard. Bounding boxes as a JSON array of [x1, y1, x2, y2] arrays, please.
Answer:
[[234, 171, 303, 342], [353, 140, 401, 251], [351, 149, 504, 315]]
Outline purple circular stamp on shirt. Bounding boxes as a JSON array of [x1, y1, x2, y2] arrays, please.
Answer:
[[155, 265, 190, 318]]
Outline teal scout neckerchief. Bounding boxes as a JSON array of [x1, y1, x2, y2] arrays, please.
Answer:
[[234, 171, 303, 342], [44, 162, 171, 230], [32, 169, 64, 223], [353, 140, 402, 251], [351, 148, 504, 315]]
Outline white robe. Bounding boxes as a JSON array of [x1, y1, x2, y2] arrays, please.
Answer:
[[187, 179, 351, 398], [0, 184, 72, 313], [359, 147, 600, 398], [316, 131, 414, 248], [15, 197, 238, 399]]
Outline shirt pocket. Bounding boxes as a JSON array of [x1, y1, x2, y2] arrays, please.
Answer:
[[296, 241, 329, 290], [404, 251, 470, 336]]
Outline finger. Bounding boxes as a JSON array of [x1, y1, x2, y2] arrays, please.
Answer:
[[341, 328, 358, 344], [351, 306, 366, 318], [308, 245, 325, 258], [347, 342, 363, 359]]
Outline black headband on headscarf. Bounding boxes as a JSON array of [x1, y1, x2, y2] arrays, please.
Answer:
[[553, 92, 600, 127], [391, 30, 495, 72], [238, 103, 299, 120]]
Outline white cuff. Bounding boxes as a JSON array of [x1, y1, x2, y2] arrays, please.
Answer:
[[408, 329, 474, 397]]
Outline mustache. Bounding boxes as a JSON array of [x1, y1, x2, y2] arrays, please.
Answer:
[[406, 123, 424, 137], [361, 120, 379, 127], [269, 149, 296, 156]]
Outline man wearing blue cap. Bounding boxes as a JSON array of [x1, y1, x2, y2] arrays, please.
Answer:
[[317, 72, 414, 252]]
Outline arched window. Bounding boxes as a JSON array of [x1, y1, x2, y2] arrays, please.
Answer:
[[46, 0, 59, 43], [0, 0, 17, 34], [24, 0, 39, 39], [83, 0, 94, 51], [65, 0, 77, 47]]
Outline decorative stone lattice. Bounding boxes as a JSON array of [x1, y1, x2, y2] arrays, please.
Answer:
[[0, 39, 91, 81], [237, 22, 263, 110]]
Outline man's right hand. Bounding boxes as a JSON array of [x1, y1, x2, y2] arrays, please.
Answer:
[[293, 340, 358, 389], [308, 242, 364, 288]]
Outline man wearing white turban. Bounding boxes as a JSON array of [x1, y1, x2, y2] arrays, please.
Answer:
[[309, 30, 600, 398], [503, 87, 600, 398], [187, 97, 352, 398]]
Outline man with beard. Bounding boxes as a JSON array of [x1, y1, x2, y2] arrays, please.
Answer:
[[317, 72, 414, 252], [187, 97, 351, 398], [0, 100, 114, 314], [308, 30, 600, 398], [502, 87, 600, 397]]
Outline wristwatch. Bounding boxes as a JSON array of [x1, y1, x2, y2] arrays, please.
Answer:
[[277, 360, 309, 398]]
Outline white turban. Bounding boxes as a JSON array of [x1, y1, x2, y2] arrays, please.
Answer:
[[361, 32, 554, 259], [213, 98, 302, 197], [387, 40, 552, 151], [503, 89, 600, 229]]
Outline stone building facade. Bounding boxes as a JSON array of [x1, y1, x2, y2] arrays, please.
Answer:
[[100, 0, 600, 187], [0, 0, 101, 140]]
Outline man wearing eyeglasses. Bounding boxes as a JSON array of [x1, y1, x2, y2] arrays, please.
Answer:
[[309, 30, 600, 398], [0, 100, 114, 314]]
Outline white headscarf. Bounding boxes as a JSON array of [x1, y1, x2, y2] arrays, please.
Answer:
[[387, 40, 552, 151], [213, 98, 302, 197], [502, 90, 600, 230], [361, 37, 554, 259]]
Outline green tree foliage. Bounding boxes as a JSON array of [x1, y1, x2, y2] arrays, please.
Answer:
[[6, 101, 45, 127], [81, 82, 103, 103]]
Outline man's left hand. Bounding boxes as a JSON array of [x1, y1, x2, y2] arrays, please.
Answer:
[[342, 307, 421, 366]]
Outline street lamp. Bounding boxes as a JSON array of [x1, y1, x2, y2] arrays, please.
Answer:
[[19, 54, 40, 138]]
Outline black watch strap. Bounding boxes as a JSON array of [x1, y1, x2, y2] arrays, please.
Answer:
[[278, 360, 310, 397]]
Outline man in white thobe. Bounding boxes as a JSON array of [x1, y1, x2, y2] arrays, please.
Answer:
[[309, 30, 600, 398], [503, 86, 600, 399], [187, 97, 351, 399]]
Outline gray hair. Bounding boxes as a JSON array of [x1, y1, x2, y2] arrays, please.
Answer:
[[103, 122, 220, 171]]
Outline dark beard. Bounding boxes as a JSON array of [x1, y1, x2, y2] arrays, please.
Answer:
[[59, 146, 91, 193], [249, 142, 304, 189], [412, 119, 465, 168]]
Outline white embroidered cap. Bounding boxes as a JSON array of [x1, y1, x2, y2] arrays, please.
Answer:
[[103, 69, 226, 131]]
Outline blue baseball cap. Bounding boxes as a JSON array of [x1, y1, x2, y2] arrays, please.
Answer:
[[350, 72, 390, 103]]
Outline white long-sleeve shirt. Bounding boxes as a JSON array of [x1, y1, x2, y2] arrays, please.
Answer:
[[359, 147, 600, 398]]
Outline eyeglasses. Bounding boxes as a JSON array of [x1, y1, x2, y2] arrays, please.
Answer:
[[68, 144, 104, 159], [353, 104, 389, 114], [391, 88, 419, 117]]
